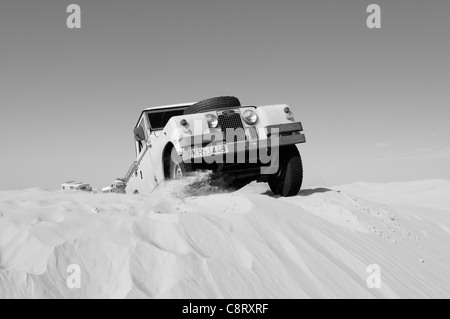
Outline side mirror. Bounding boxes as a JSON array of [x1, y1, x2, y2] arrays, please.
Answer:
[[134, 126, 146, 142]]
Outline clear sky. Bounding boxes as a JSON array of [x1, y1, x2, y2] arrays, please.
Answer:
[[1, 0, 449, 190]]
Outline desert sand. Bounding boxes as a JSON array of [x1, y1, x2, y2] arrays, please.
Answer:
[[0, 179, 449, 298]]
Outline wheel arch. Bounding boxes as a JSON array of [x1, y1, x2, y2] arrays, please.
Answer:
[[162, 142, 175, 180]]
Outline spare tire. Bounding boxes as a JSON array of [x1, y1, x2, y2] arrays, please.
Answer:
[[184, 96, 241, 115]]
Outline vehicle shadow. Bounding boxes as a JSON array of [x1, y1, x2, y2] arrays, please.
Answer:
[[261, 187, 333, 198], [298, 187, 333, 196]]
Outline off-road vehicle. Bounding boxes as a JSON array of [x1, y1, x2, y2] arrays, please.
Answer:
[[124, 96, 306, 197]]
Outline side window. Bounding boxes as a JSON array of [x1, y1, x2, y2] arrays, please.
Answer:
[[147, 109, 185, 130]]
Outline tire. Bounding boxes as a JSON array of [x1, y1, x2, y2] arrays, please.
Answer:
[[184, 96, 241, 115], [268, 145, 303, 197], [168, 148, 192, 179]]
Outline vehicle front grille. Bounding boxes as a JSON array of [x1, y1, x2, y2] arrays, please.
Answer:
[[218, 112, 247, 142]]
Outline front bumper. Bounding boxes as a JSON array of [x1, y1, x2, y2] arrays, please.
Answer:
[[266, 122, 306, 146], [180, 122, 305, 162]]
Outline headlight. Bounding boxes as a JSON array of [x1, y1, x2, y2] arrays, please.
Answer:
[[206, 114, 219, 128], [242, 110, 258, 125]]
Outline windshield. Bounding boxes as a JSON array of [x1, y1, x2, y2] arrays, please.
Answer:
[[147, 109, 185, 130]]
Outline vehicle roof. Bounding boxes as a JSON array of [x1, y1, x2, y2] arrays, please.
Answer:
[[144, 102, 196, 111], [135, 102, 196, 128]]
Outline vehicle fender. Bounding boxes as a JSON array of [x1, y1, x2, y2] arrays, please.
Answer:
[[165, 115, 211, 154], [256, 104, 296, 128]]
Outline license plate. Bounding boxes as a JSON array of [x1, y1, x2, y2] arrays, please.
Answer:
[[191, 145, 229, 159]]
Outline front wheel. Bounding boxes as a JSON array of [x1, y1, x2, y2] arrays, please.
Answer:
[[268, 146, 303, 197], [169, 148, 192, 179]]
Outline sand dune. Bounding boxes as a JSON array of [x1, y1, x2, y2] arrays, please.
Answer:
[[0, 180, 449, 298]]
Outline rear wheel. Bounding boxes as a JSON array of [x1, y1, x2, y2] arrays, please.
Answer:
[[269, 146, 303, 197]]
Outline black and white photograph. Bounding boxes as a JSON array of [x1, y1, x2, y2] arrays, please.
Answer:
[[0, 0, 449, 302]]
